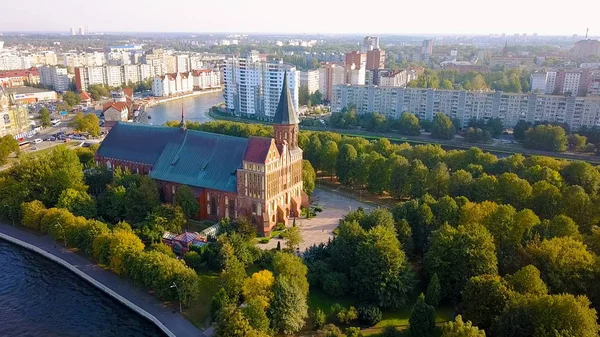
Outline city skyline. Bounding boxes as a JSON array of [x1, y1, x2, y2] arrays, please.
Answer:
[[1, 0, 599, 36]]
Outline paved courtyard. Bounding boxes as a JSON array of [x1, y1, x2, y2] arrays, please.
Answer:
[[260, 188, 373, 251]]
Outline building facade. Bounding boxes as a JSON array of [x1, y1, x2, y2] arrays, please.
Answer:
[[191, 69, 221, 90], [0, 68, 40, 87], [95, 75, 305, 235], [300, 70, 320, 94], [74, 65, 158, 92], [573, 40, 600, 60], [319, 63, 345, 102], [331, 84, 600, 130], [39, 66, 70, 92], [223, 51, 299, 119], [0, 87, 31, 138], [152, 72, 194, 97]]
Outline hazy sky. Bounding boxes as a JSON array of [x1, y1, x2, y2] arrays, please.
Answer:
[[1, 0, 599, 36]]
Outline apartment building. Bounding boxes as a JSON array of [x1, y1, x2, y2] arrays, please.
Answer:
[[331, 84, 600, 130], [74, 65, 157, 91], [0, 68, 40, 88], [344, 51, 366, 85], [223, 51, 299, 119], [300, 70, 320, 94], [319, 63, 345, 102], [39, 66, 70, 92], [191, 69, 220, 90], [152, 72, 194, 97], [61, 52, 106, 68]]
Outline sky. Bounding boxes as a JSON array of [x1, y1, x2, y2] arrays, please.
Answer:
[[1, 0, 599, 36]]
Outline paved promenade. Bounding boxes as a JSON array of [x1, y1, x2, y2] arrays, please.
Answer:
[[0, 222, 205, 337]]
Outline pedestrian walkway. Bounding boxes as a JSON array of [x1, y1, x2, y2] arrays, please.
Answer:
[[0, 222, 205, 337]]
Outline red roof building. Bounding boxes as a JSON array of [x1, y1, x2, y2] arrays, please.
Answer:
[[0, 68, 40, 88]]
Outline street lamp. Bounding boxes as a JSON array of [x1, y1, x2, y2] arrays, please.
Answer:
[[3, 204, 14, 226], [54, 222, 66, 247], [170, 282, 182, 313]]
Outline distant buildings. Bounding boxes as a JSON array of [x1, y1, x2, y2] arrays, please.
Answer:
[[362, 36, 380, 52], [300, 70, 320, 94], [0, 68, 40, 88], [39, 66, 70, 92], [74, 64, 158, 91], [152, 72, 194, 97], [223, 50, 299, 119], [572, 40, 600, 60], [331, 84, 600, 130], [529, 69, 599, 96], [422, 40, 434, 56], [0, 87, 31, 138], [191, 69, 221, 90], [319, 63, 345, 102], [5, 86, 57, 104], [344, 51, 366, 85], [379, 70, 417, 87]]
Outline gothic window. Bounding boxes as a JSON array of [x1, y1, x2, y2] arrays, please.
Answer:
[[206, 193, 211, 215], [229, 198, 236, 219], [211, 195, 218, 216]]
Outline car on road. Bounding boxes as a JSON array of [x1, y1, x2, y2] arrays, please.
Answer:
[[33, 139, 43, 144], [45, 137, 56, 141]]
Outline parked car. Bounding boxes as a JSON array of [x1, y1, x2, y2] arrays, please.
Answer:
[[45, 137, 56, 141], [33, 138, 43, 144]]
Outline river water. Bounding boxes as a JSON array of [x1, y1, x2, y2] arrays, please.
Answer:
[[141, 91, 223, 126], [0, 240, 166, 337]]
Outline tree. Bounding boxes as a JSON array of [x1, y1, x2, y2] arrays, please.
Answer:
[[221, 252, 247, 299], [311, 308, 326, 330], [0, 135, 19, 165], [367, 154, 390, 194], [87, 84, 110, 100], [269, 276, 308, 334], [215, 305, 257, 337], [429, 162, 450, 198], [465, 127, 492, 144], [299, 85, 310, 106], [174, 185, 200, 219], [431, 113, 456, 140], [409, 293, 436, 337], [62, 91, 81, 107], [336, 144, 357, 185], [322, 272, 349, 297], [306, 135, 323, 170], [302, 160, 316, 196], [497, 294, 599, 337], [461, 274, 511, 331], [318, 324, 345, 337], [568, 134, 587, 151], [398, 112, 421, 136], [39, 107, 51, 127], [69, 112, 100, 136], [281, 226, 303, 251], [272, 252, 309, 297], [425, 224, 498, 302], [529, 181, 562, 219], [358, 305, 382, 326], [243, 297, 270, 333], [57, 188, 96, 218], [321, 140, 339, 180], [150, 242, 176, 258], [359, 208, 395, 231], [123, 176, 160, 223], [496, 173, 532, 209], [425, 273, 441, 308], [351, 225, 414, 308], [512, 120, 531, 141], [21, 200, 48, 231], [561, 161, 600, 195], [523, 124, 568, 152], [440, 315, 486, 337], [504, 265, 548, 296], [535, 214, 580, 239], [183, 251, 202, 270], [525, 236, 596, 294]]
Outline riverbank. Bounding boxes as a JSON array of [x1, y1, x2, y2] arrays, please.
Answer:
[[0, 222, 205, 337], [147, 89, 223, 107]]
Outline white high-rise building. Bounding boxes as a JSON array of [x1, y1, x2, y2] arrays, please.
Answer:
[[530, 72, 549, 93], [562, 72, 581, 95], [223, 50, 299, 119], [39, 66, 71, 92], [176, 54, 191, 73]]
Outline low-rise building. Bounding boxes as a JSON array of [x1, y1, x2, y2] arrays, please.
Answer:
[[5, 86, 57, 104], [152, 72, 194, 97], [191, 69, 220, 90], [0, 68, 40, 87], [102, 102, 129, 122]]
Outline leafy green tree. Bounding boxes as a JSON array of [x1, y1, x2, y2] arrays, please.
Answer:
[[359, 208, 395, 231], [87, 84, 110, 100], [512, 120, 531, 140], [504, 265, 547, 296], [497, 294, 599, 337], [174, 185, 199, 220], [523, 124, 568, 152], [69, 112, 100, 136], [393, 199, 434, 256], [529, 181, 562, 219], [336, 144, 357, 185], [431, 113, 456, 140], [358, 305, 382, 326], [321, 140, 339, 180], [318, 324, 345, 337], [281, 226, 303, 251], [149, 242, 176, 258], [302, 160, 316, 197], [568, 134, 588, 151], [526, 236, 596, 294], [367, 154, 390, 194], [57, 188, 96, 218], [0, 135, 19, 165], [397, 112, 421, 136], [428, 162, 450, 198], [306, 135, 323, 170], [425, 224, 498, 302], [561, 185, 595, 233], [311, 308, 326, 330], [449, 169, 474, 197], [535, 214, 580, 239], [39, 107, 51, 127], [351, 225, 414, 308], [322, 272, 349, 297], [440, 315, 486, 337], [221, 252, 247, 299], [272, 252, 309, 297], [462, 274, 511, 331], [409, 293, 436, 337], [425, 273, 441, 308], [243, 297, 271, 333], [62, 91, 81, 107], [329, 221, 366, 275], [123, 175, 160, 223], [388, 156, 411, 199], [215, 305, 257, 337], [269, 276, 309, 335], [496, 173, 532, 209], [561, 161, 600, 195]]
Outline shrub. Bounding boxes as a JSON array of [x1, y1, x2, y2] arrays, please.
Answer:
[[323, 272, 349, 297], [337, 306, 358, 324], [21, 200, 47, 231], [345, 327, 363, 337], [311, 308, 326, 330], [183, 251, 202, 271], [358, 305, 382, 326], [149, 242, 176, 258], [383, 326, 401, 337], [319, 324, 345, 337], [425, 273, 441, 308], [276, 222, 286, 231], [258, 238, 270, 244]]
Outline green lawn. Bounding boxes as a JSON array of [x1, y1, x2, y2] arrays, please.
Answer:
[[182, 270, 220, 329]]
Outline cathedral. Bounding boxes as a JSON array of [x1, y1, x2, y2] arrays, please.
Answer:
[[95, 73, 305, 235]]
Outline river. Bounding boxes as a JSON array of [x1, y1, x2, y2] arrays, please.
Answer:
[[141, 91, 224, 126], [0, 240, 166, 337]]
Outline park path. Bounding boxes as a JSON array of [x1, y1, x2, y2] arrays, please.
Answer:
[[0, 222, 206, 337]]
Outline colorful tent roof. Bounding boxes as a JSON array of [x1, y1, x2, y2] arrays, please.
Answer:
[[174, 232, 200, 244]]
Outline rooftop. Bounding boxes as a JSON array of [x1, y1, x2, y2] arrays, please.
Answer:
[[5, 86, 55, 95]]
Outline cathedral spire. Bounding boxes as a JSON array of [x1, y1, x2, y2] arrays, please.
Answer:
[[273, 71, 299, 125], [179, 102, 186, 131]]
